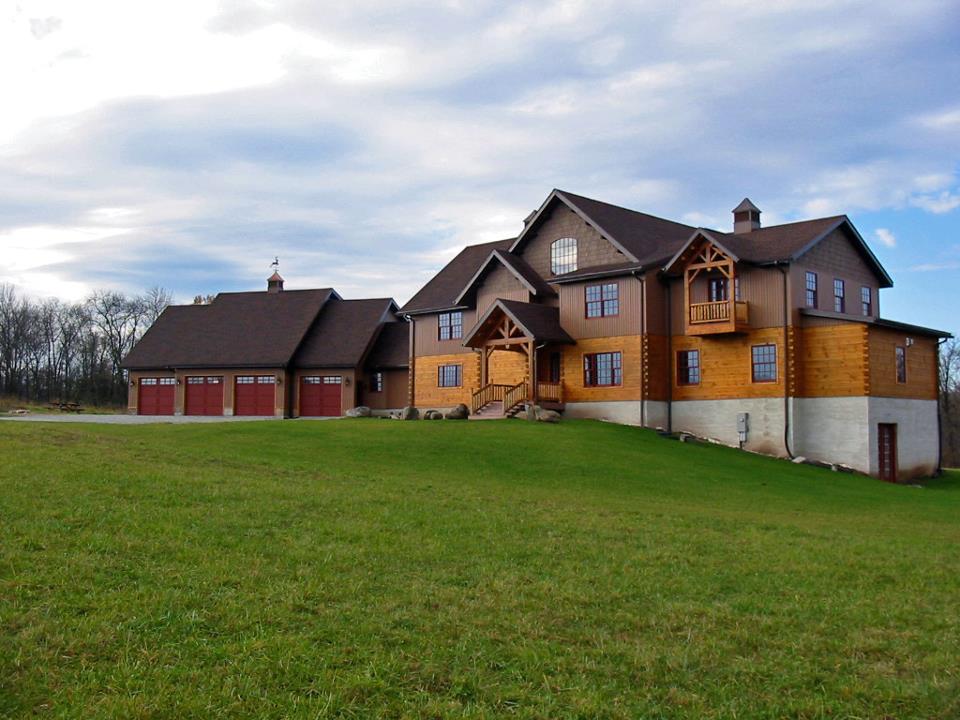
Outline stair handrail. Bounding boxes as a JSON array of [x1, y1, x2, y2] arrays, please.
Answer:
[[503, 381, 528, 415], [471, 383, 511, 414]]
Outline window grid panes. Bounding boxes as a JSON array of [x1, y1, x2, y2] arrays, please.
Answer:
[[258, 376, 276, 384], [551, 237, 578, 275], [861, 286, 872, 316], [805, 271, 817, 307], [438, 311, 463, 340], [678, 350, 701, 385], [438, 365, 461, 387], [585, 283, 619, 318], [709, 277, 728, 302], [834, 279, 845, 313], [583, 352, 622, 387], [237, 376, 254, 384], [752, 344, 777, 383], [370, 372, 383, 392]]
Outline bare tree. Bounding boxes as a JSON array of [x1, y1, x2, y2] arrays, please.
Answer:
[[940, 338, 960, 468]]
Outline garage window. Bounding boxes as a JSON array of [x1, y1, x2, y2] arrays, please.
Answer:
[[258, 376, 276, 384], [141, 378, 157, 385], [159, 378, 175, 385], [323, 376, 341, 384], [188, 377, 204, 384], [237, 376, 254, 384]]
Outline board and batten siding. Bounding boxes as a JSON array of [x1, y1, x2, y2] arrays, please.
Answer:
[[412, 310, 477, 357], [559, 276, 643, 339], [517, 204, 627, 280], [791, 227, 881, 319]]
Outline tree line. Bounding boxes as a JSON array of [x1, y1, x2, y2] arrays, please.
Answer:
[[940, 338, 960, 469], [0, 284, 172, 408]]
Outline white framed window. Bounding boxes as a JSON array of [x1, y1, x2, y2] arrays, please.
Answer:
[[551, 237, 578, 275]]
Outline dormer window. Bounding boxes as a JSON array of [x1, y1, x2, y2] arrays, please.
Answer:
[[551, 237, 578, 275]]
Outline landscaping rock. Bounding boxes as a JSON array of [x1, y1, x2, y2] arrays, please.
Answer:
[[424, 410, 443, 420], [524, 404, 541, 421], [445, 403, 469, 420], [400, 406, 419, 420], [537, 409, 561, 423], [345, 406, 372, 418]]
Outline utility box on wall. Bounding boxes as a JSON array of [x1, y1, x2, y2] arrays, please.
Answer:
[[737, 412, 749, 443]]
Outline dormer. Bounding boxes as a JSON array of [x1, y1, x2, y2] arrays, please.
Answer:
[[664, 230, 750, 336]]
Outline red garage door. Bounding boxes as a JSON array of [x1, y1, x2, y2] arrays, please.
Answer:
[[300, 376, 342, 417], [185, 376, 224, 416], [138, 377, 176, 415], [234, 375, 276, 416]]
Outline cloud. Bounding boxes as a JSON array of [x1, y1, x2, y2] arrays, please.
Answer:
[[29, 17, 62, 39], [874, 228, 896, 247], [0, 0, 959, 309]]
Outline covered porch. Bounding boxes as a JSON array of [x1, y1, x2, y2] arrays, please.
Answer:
[[462, 299, 573, 417]]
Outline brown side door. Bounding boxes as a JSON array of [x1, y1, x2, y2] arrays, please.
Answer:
[[878, 423, 897, 482]]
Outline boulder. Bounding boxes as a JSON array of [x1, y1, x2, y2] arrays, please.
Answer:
[[424, 410, 443, 420], [537, 409, 561, 423], [400, 406, 420, 421], [524, 404, 542, 421], [445, 403, 469, 420], [345, 406, 372, 418]]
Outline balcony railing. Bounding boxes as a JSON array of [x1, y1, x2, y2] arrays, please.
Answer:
[[536, 382, 563, 403], [689, 300, 748, 325]]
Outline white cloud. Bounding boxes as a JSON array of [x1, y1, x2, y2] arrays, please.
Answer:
[[874, 228, 896, 247], [910, 192, 960, 214]]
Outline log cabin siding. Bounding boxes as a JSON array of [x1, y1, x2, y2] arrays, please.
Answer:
[[796, 325, 868, 397], [868, 327, 938, 400], [488, 349, 528, 386], [558, 276, 643, 338], [793, 227, 880, 318], [414, 352, 481, 408], [413, 310, 477, 357], [560, 335, 643, 402], [671, 329, 786, 400], [517, 205, 627, 279]]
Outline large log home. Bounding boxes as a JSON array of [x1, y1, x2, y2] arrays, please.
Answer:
[[122, 273, 408, 418], [400, 189, 951, 480]]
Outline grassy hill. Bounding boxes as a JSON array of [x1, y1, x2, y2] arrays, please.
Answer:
[[1, 419, 958, 718]]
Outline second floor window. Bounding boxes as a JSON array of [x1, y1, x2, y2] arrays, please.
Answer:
[[805, 271, 818, 308], [896, 346, 907, 383], [583, 352, 622, 387], [438, 364, 461, 387], [708, 277, 728, 302], [861, 286, 872, 316], [677, 350, 701, 385], [752, 344, 777, 383], [834, 279, 845, 313], [585, 283, 619, 317], [551, 237, 578, 275], [438, 311, 462, 340]]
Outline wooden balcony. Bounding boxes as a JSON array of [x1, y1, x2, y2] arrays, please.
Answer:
[[688, 300, 750, 335]]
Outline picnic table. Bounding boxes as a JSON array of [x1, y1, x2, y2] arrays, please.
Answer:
[[47, 401, 85, 413]]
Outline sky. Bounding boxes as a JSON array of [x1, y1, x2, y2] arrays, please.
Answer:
[[0, 0, 958, 335]]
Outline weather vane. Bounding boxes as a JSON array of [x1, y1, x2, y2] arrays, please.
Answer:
[[271, 256, 279, 273]]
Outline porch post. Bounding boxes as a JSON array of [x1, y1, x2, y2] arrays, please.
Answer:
[[481, 346, 489, 386], [527, 340, 536, 402]]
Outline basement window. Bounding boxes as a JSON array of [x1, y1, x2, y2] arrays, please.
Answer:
[[896, 346, 907, 384], [438, 311, 463, 341], [551, 237, 578, 275], [585, 282, 619, 317], [677, 350, 701, 385], [437, 364, 462, 388], [751, 344, 777, 383], [583, 352, 622, 387]]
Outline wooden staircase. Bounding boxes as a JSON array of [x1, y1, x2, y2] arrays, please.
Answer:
[[470, 381, 527, 419]]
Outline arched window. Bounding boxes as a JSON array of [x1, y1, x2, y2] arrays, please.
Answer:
[[551, 237, 578, 275]]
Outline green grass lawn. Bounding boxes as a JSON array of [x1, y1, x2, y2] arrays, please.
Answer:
[[1, 419, 958, 719]]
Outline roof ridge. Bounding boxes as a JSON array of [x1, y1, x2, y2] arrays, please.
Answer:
[[556, 189, 697, 231]]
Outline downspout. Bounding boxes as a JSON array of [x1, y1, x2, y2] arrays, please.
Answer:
[[634, 271, 646, 427], [664, 275, 673, 433], [404, 314, 415, 407], [777, 265, 795, 459], [937, 337, 947, 476]]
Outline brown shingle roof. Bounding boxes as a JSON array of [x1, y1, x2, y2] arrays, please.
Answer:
[[122, 289, 335, 369], [365, 321, 410, 369], [464, 299, 573, 347], [711, 216, 847, 263], [294, 298, 397, 368], [400, 238, 514, 314], [454, 249, 556, 305]]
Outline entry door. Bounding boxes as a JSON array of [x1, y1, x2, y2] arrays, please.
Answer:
[[878, 424, 897, 482], [300, 376, 342, 416]]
